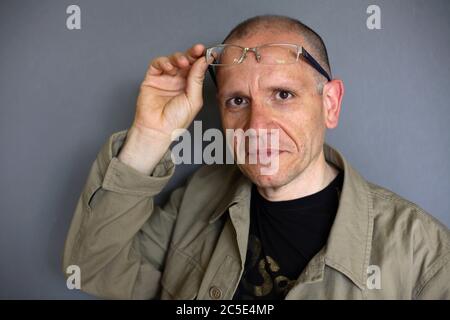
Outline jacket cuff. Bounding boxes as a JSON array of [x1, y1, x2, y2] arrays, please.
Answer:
[[99, 130, 175, 196]]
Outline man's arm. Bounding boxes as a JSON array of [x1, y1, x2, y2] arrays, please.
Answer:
[[62, 131, 184, 299], [62, 43, 211, 299], [414, 254, 450, 300]]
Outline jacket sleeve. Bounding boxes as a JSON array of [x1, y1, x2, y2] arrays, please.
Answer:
[[412, 209, 450, 300], [414, 254, 450, 300], [62, 130, 184, 299]]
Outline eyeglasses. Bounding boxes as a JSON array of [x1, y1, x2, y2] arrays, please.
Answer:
[[205, 43, 331, 86]]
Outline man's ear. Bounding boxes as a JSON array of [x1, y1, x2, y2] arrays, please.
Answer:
[[322, 79, 344, 129]]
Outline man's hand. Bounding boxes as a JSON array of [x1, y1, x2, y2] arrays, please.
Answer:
[[118, 44, 211, 174]]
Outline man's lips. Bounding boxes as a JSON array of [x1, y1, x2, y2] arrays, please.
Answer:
[[246, 149, 285, 156]]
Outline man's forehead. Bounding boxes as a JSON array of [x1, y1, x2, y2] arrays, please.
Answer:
[[216, 65, 308, 95], [224, 28, 305, 47]]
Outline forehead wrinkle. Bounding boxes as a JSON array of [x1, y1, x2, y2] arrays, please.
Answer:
[[217, 65, 306, 99], [248, 71, 262, 97]]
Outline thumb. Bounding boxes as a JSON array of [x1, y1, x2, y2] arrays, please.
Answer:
[[186, 55, 212, 109]]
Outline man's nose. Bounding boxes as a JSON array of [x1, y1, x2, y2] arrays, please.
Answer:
[[245, 99, 276, 131]]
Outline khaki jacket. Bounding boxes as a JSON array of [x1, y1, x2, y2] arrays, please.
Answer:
[[63, 131, 450, 299]]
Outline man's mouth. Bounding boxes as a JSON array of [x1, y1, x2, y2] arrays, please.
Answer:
[[246, 149, 284, 156]]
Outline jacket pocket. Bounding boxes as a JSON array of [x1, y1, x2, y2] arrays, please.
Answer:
[[160, 247, 204, 299]]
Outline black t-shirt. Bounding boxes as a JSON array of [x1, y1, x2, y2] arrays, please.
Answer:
[[233, 170, 344, 300]]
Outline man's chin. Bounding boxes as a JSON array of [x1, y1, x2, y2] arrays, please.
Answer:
[[237, 164, 290, 189]]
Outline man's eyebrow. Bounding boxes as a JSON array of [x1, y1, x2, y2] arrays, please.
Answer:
[[266, 84, 302, 92], [217, 90, 249, 99]]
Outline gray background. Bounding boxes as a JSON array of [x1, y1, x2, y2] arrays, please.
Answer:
[[0, 0, 449, 299]]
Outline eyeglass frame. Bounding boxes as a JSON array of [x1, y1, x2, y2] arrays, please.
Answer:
[[205, 43, 331, 87]]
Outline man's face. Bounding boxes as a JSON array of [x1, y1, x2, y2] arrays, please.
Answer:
[[215, 30, 329, 188]]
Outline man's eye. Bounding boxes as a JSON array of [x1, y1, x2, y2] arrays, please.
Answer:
[[225, 97, 249, 108], [274, 90, 294, 100]]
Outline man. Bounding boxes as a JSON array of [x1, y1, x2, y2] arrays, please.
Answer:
[[63, 15, 449, 299]]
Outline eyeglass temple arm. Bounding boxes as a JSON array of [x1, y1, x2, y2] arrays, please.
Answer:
[[301, 48, 332, 82], [208, 65, 218, 87]]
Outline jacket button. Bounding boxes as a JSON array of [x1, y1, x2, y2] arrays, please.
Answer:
[[209, 286, 222, 299]]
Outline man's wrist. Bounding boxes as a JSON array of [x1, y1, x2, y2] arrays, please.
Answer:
[[118, 125, 172, 175]]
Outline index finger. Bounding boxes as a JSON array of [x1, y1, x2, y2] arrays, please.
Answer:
[[184, 44, 206, 63]]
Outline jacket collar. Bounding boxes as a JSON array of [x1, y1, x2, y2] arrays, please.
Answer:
[[209, 168, 252, 224], [209, 144, 374, 289], [322, 144, 374, 289]]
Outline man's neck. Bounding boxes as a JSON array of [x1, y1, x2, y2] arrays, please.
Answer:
[[257, 150, 339, 202]]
